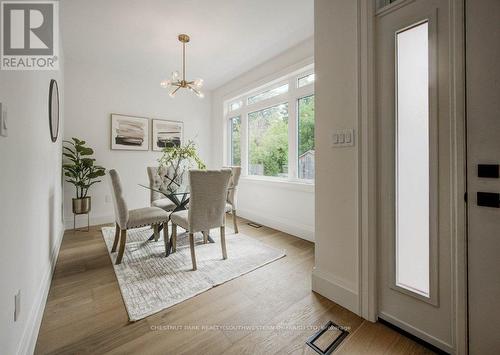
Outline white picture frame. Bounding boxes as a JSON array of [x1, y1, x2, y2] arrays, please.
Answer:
[[111, 114, 149, 151], [152, 119, 183, 151]]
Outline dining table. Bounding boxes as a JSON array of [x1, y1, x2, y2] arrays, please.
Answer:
[[139, 183, 232, 256]]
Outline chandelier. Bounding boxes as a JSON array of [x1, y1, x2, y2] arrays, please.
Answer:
[[160, 34, 204, 98]]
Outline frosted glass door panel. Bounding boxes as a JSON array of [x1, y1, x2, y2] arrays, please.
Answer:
[[395, 21, 430, 297]]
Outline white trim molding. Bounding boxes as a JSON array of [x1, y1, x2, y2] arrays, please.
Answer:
[[17, 224, 64, 355], [357, 0, 377, 322], [312, 268, 359, 314], [448, 0, 467, 353], [238, 208, 314, 242]]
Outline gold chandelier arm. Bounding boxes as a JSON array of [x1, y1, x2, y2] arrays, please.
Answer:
[[171, 85, 182, 96], [188, 85, 197, 93], [189, 85, 203, 97]]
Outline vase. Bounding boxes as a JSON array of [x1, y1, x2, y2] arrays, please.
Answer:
[[72, 196, 91, 214]]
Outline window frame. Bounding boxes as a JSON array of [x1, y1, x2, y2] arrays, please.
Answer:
[[297, 94, 316, 183], [224, 64, 315, 183], [228, 116, 241, 166]]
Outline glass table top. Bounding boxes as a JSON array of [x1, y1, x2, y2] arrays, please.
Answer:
[[139, 183, 191, 197], [139, 183, 233, 197]]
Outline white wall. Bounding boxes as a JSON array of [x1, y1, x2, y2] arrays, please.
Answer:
[[0, 53, 65, 354], [312, 0, 361, 313], [62, 60, 212, 228], [210, 39, 315, 241]]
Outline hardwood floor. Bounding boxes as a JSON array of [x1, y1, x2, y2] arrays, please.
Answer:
[[35, 216, 434, 354]]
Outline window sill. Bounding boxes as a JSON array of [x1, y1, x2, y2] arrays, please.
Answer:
[[240, 176, 314, 193]]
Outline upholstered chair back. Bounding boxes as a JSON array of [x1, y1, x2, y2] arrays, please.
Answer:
[[147, 167, 163, 203], [188, 169, 232, 233], [147, 165, 178, 203], [223, 166, 241, 208], [108, 169, 129, 229]]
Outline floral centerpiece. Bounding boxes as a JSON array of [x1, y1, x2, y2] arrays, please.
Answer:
[[156, 140, 206, 191]]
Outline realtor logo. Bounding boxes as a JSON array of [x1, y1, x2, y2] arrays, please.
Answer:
[[1, 1, 59, 70]]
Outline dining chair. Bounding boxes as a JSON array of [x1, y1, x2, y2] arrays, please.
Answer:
[[170, 169, 232, 271], [108, 169, 170, 265], [223, 166, 241, 233], [147, 166, 177, 212]]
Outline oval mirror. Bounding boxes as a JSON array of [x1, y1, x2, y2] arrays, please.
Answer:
[[49, 79, 59, 143]]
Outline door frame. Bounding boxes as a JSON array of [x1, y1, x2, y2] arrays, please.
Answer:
[[357, 0, 467, 353]]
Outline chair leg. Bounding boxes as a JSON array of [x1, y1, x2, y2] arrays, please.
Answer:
[[221, 226, 227, 260], [116, 229, 127, 265], [189, 233, 197, 271], [111, 223, 120, 252], [153, 224, 160, 241], [162, 222, 169, 255], [202, 231, 208, 244], [232, 209, 239, 234], [172, 224, 177, 252]]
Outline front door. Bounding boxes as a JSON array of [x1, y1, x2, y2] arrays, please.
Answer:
[[376, 0, 454, 352]]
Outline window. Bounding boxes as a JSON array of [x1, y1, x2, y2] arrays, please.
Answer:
[[298, 73, 315, 88], [225, 65, 314, 183], [229, 101, 242, 112], [247, 84, 289, 105], [298, 95, 315, 180], [229, 117, 241, 166], [248, 104, 289, 177], [395, 21, 430, 297]]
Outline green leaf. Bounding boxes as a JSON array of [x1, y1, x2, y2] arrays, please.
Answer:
[[81, 147, 94, 155], [62, 152, 75, 158], [63, 146, 76, 154], [72, 137, 87, 146], [81, 158, 95, 167], [76, 146, 93, 155], [88, 170, 106, 179], [62, 153, 77, 162]]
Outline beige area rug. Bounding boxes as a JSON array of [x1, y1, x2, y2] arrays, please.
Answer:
[[101, 226, 286, 321]]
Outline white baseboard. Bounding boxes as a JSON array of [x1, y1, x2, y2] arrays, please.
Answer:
[[311, 267, 359, 315], [64, 214, 114, 230], [17, 223, 64, 355], [237, 208, 314, 242]]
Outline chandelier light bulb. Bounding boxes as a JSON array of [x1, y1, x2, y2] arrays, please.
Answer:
[[171, 71, 179, 81], [160, 80, 170, 88], [169, 91, 176, 98], [193, 78, 204, 88]]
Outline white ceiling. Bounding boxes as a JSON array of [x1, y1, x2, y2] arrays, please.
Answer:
[[61, 0, 314, 90]]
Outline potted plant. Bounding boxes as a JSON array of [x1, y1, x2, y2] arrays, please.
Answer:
[[63, 138, 106, 215], [157, 140, 206, 191]]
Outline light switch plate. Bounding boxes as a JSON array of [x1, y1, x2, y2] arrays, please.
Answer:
[[0, 103, 7, 137], [332, 129, 354, 147]]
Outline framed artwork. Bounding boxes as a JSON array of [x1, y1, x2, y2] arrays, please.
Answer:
[[152, 119, 183, 151], [49, 79, 59, 142], [111, 114, 149, 150]]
